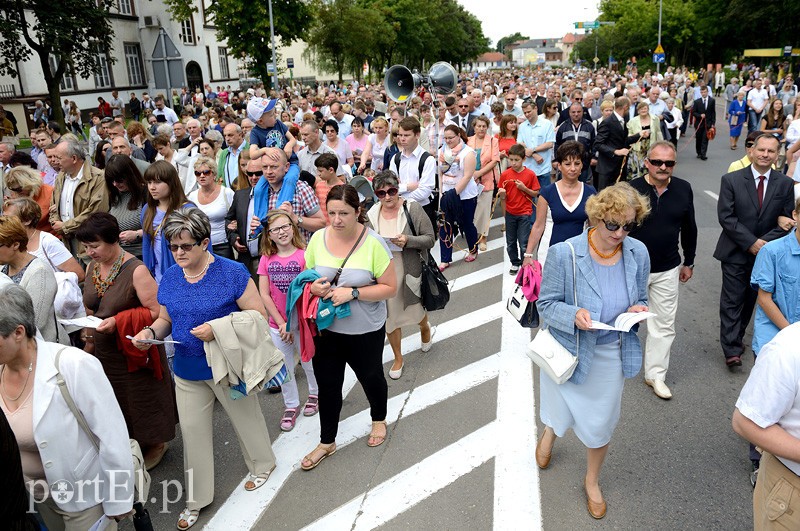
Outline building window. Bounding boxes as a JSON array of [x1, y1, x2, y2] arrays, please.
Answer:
[[94, 47, 112, 88], [180, 18, 195, 45], [124, 43, 145, 85], [49, 55, 76, 91], [118, 0, 133, 15], [218, 47, 229, 79]]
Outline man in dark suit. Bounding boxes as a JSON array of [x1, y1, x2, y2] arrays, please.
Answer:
[[714, 134, 795, 367], [594, 96, 647, 190], [691, 86, 716, 160], [453, 98, 475, 137], [226, 158, 264, 279]]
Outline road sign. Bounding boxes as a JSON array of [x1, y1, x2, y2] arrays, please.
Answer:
[[267, 64, 275, 74], [593, 57, 600, 63], [654, 43, 664, 54], [653, 53, 665, 64], [574, 21, 599, 29], [287, 58, 294, 69], [785, 46, 793, 57]]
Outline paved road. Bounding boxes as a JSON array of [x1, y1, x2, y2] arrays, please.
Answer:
[[122, 100, 758, 530]]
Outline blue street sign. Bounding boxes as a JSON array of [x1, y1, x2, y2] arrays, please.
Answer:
[[653, 53, 665, 64]]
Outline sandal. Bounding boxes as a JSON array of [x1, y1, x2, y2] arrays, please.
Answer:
[[244, 465, 276, 491], [280, 407, 299, 432], [464, 252, 478, 263], [301, 443, 337, 471], [438, 263, 450, 272], [367, 420, 387, 447], [303, 395, 319, 417], [176, 508, 199, 530]]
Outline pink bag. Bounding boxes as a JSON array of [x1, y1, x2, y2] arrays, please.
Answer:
[[514, 262, 542, 302]]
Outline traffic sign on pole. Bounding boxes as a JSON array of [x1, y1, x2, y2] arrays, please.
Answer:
[[653, 53, 665, 64], [287, 58, 294, 69], [654, 44, 664, 54]]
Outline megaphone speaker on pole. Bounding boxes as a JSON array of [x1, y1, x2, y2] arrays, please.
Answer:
[[384, 65, 420, 103]]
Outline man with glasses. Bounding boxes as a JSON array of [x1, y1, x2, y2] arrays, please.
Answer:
[[629, 141, 698, 399], [454, 98, 475, 137], [226, 158, 267, 277], [502, 91, 522, 117], [557, 89, 591, 126]]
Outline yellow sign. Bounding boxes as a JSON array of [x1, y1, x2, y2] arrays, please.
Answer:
[[654, 44, 664, 54]]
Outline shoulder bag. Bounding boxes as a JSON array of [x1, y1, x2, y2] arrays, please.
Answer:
[[330, 224, 367, 286], [403, 203, 450, 311], [507, 261, 541, 328], [527, 242, 579, 384]]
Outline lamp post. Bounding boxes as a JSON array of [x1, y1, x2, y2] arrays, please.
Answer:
[[267, 0, 278, 90], [656, 0, 663, 74]]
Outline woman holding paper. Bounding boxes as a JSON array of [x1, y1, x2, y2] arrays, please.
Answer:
[[76, 212, 176, 470], [535, 182, 651, 519]]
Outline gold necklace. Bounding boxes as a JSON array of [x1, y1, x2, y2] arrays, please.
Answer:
[[588, 228, 621, 259], [0, 357, 34, 402], [183, 251, 212, 279]]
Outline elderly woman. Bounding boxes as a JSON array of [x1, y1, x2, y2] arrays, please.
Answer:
[[468, 115, 500, 252], [131, 208, 276, 530], [104, 154, 147, 258], [0, 284, 134, 530], [2, 197, 85, 283], [0, 216, 65, 343], [76, 212, 176, 469], [627, 102, 662, 180], [187, 156, 234, 258], [535, 182, 650, 519], [728, 90, 747, 150], [366, 171, 436, 379], [4, 166, 54, 233], [301, 184, 397, 470]]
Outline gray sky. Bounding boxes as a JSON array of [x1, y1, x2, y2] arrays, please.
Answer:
[[456, 0, 600, 48]]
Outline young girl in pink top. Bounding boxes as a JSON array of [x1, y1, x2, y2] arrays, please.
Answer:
[[258, 210, 319, 432]]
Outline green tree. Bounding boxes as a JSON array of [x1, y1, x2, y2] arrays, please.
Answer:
[[0, 0, 116, 127], [164, 0, 315, 85], [496, 32, 529, 55]]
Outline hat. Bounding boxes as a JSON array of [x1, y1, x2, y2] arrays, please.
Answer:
[[247, 97, 276, 121], [246, 88, 255, 95]]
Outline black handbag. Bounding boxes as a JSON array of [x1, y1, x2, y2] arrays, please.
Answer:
[[403, 203, 450, 311]]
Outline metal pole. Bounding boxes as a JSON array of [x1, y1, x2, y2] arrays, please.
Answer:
[[657, 0, 663, 74], [161, 28, 172, 101], [268, 0, 278, 90], [595, 31, 599, 72]]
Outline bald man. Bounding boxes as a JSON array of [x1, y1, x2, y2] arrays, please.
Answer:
[[110, 136, 150, 175]]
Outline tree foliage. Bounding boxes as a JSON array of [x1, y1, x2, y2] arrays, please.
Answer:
[[164, 0, 316, 84], [496, 32, 529, 55], [0, 0, 116, 126], [304, 0, 490, 82]]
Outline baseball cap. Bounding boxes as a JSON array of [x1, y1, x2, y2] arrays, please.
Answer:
[[247, 97, 277, 122]]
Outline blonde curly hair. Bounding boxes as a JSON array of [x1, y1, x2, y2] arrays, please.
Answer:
[[584, 182, 650, 227]]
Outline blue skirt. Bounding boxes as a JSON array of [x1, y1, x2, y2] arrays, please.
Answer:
[[539, 340, 624, 448]]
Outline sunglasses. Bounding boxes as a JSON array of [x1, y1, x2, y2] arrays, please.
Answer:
[[169, 241, 201, 253], [246, 170, 263, 177], [458, 105, 469, 108], [603, 220, 638, 232], [647, 159, 676, 168], [375, 187, 399, 199], [194, 170, 213, 177]]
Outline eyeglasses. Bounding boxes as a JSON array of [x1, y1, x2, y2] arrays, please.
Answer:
[[458, 105, 469, 108], [194, 170, 213, 177], [647, 159, 676, 168], [574, 97, 583, 101], [246, 170, 263, 177], [603, 220, 638, 232], [168, 241, 201, 253], [268, 224, 293, 235], [375, 187, 399, 199]]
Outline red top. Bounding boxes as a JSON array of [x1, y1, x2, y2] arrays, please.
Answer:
[[497, 167, 539, 216]]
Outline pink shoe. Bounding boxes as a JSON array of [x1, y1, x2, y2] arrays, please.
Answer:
[[464, 252, 478, 263], [280, 408, 299, 432], [438, 263, 450, 272]]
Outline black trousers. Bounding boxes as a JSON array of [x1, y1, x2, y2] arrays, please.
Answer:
[[312, 326, 387, 444], [696, 128, 709, 157], [719, 260, 758, 359]]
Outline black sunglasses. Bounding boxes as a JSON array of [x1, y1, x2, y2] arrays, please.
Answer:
[[375, 187, 399, 199], [647, 158, 676, 168], [168, 241, 201, 253], [246, 170, 263, 177], [194, 169, 213, 177], [603, 220, 638, 232]]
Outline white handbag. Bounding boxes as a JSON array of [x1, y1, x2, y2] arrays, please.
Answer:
[[527, 242, 578, 384]]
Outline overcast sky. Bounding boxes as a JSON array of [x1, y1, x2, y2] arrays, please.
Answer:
[[456, 0, 601, 47]]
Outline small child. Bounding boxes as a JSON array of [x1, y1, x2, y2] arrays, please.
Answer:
[[313, 153, 344, 224], [496, 143, 539, 275], [258, 210, 319, 432]]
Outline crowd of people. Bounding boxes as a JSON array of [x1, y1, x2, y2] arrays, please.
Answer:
[[1, 60, 800, 529]]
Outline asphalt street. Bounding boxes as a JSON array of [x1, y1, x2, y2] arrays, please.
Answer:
[[121, 99, 758, 531]]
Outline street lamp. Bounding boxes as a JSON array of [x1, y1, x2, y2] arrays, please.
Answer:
[[267, 0, 278, 90]]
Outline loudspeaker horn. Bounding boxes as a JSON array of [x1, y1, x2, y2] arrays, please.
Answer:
[[427, 62, 458, 95], [384, 65, 421, 103]]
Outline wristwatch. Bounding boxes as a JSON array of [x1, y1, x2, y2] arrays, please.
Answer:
[[686, 264, 695, 270], [296, 216, 303, 227], [351, 288, 360, 300]]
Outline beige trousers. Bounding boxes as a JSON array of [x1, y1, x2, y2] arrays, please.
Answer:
[[36, 498, 115, 531], [473, 190, 494, 237], [175, 376, 276, 510], [644, 266, 681, 381], [754, 451, 800, 530]]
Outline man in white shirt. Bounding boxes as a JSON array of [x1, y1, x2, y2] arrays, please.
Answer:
[[297, 120, 342, 177], [294, 98, 311, 124], [109, 90, 125, 118], [152, 95, 179, 126], [329, 102, 353, 138], [747, 79, 769, 134], [392, 117, 436, 226], [469, 88, 492, 118], [502, 91, 523, 117]]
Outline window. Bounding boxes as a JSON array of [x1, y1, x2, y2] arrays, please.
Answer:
[[124, 43, 145, 85], [180, 18, 195, 45], [218, 47, 229, 79], [49, 55, 77, 91], [94, 47, 112, 88], [118, 0, 133, 15]]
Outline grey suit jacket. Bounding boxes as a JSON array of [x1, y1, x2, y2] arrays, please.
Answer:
[[537, 230, 650, 384]]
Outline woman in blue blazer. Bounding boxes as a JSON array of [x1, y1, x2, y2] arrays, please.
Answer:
[[535, 182, 651, 519]]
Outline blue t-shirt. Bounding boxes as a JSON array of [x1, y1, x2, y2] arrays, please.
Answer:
[[541, 182, 596, 247], [250, 121, 298, 164], [158, 256, 250, 380]]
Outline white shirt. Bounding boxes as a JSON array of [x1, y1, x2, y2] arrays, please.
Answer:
[[59, 165, 84, 221], [188, 187, 235, 245], [246, 188, 259, 256], [395, 144, 436, 206], [153, 106, 179, 125], [751, 165, 772, 199], [747, 88, 769, 112], [736, 322, 800, 475]]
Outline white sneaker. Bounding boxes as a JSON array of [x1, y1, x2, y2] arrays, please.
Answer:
[[421, 325, 437, 353]]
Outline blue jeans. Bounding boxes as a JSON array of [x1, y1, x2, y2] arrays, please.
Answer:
[[537, 173, 552, 190], [748, 109, 763, 133], [439, 196, 478, 264], [505, 213, 531, 267]]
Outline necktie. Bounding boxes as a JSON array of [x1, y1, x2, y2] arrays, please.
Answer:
[[703, 98, 707, 109], [757, 175, 765, 210], [461, 117, 466, 129]]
